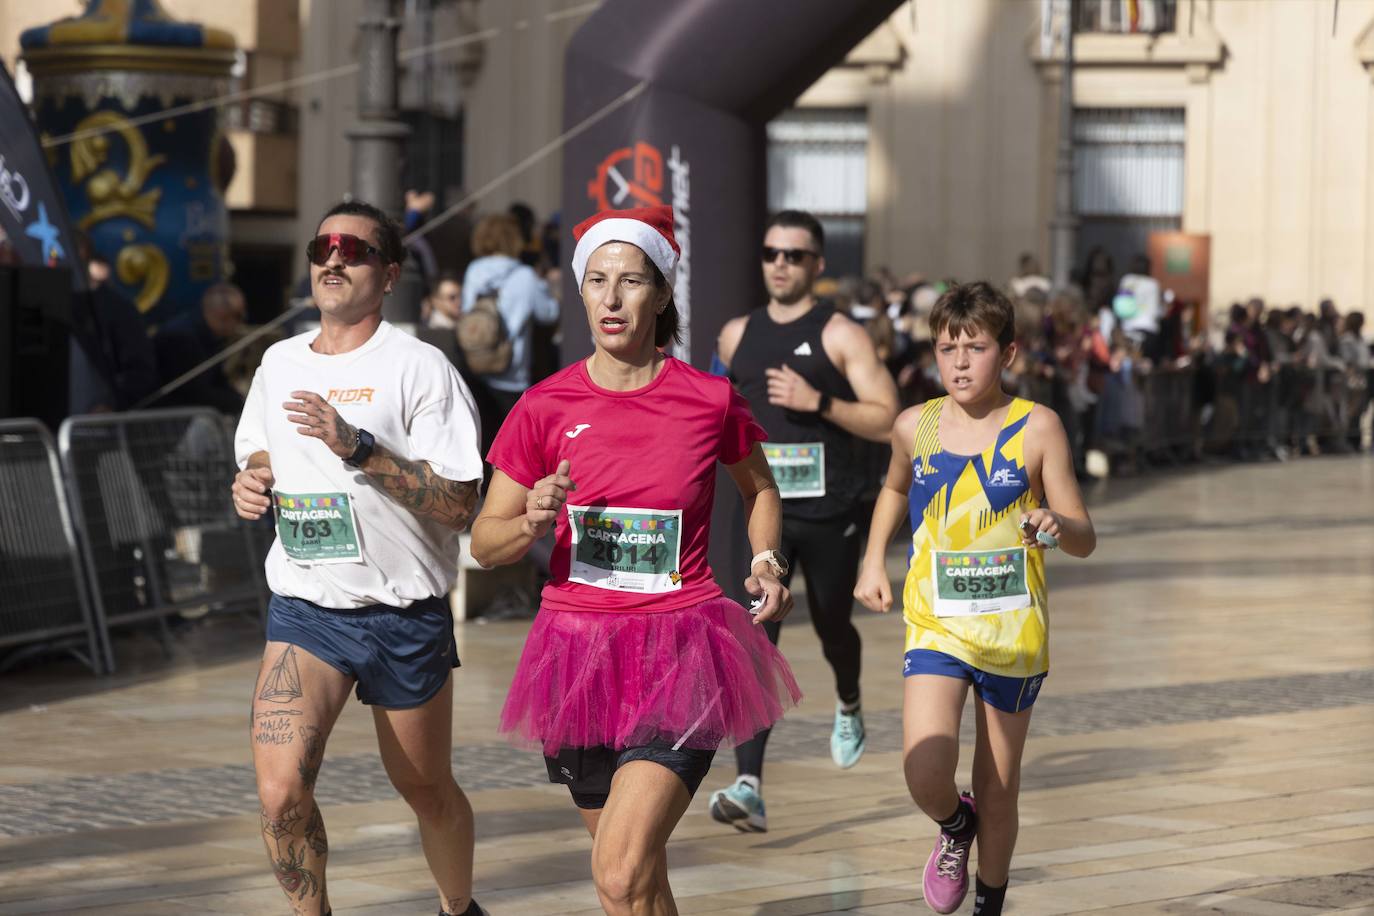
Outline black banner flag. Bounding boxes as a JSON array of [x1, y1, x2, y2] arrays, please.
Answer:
[[0, 61, 84, 292]]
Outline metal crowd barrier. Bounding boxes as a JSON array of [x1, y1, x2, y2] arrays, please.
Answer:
[[0, 419, 103, 674], [1142, 368, 1196, 455], [1220, 365, 1356, 454], [59, 408, 268, 673]]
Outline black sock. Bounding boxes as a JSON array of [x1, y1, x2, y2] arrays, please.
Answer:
[[972, 875, 1007, 916], [936, 796, 976, 839]]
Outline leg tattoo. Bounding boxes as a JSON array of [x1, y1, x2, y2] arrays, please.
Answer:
[[262, 804, 304, 841], [298, 724, 324, 790], [259, 646, 305, 703], [272, 841, 321, 900], [303, 802, 328, 857], [261, 804, 326, 906]]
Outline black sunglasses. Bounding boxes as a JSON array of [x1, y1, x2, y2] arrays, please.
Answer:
[[761, 246, 819, 266]]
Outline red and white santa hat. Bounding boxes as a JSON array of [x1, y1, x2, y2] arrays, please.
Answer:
[[571, 204, 679, 291]]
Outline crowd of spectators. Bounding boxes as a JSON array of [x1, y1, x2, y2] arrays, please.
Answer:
[[10, 205, 1371, 485], [827, 251, 1373, 478]]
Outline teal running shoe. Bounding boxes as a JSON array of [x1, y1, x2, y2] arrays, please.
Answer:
[[708, 777, 768, 832], [831, 703, 866, 769]]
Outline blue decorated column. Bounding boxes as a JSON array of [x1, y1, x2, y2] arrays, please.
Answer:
[[20, 0, 237, 325]]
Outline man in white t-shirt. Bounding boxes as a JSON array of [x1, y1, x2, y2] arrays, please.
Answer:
[[231, 200, 487, 916]]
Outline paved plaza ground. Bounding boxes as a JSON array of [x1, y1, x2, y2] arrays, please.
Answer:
[[1, 457, 1372, 914]]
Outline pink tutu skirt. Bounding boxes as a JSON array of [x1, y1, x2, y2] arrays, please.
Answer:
[[499, 596, 802, 754]]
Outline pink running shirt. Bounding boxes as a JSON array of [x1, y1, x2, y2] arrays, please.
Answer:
[[487, 356, 766, 613]]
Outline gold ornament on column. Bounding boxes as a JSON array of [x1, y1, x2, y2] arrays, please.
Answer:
[[115, 243, 169, 314], [71, 110, 165, 230]]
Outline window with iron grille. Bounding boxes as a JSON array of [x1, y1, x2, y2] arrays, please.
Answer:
[[766, 108, 869, 278], [1073, 107, 1184, 283]]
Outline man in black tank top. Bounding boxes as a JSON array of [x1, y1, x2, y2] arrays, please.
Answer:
[[706, 210, 899, 832]]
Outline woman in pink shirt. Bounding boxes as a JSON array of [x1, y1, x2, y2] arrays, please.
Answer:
[[471, 205, 800, 914]]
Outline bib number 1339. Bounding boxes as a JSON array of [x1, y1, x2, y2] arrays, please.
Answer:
[[763, 442, 825, 499], [567, 505, 683, 593]]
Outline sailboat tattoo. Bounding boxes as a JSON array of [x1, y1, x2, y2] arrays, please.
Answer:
[[259, 645, 304, 703]]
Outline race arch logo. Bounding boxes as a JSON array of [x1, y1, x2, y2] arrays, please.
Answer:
[[586, 141, 693, 360], [587, 141, 665, 211]]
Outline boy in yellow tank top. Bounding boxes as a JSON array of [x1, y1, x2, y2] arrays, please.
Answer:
[[855, 282, 1096, 916]]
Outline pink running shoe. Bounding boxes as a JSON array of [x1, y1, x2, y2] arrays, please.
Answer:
[[922, 792, 976, 914]]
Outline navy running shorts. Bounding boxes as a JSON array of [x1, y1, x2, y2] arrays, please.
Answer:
[[545, 740, 717, 810], [903, 648, 1046, 714], [266, 593, 459, 709]]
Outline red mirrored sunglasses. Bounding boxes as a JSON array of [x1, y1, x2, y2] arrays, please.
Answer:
[[305, 233, 382, 266]]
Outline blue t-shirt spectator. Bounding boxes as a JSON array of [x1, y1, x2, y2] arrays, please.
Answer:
[[461, 252, 559, 395]]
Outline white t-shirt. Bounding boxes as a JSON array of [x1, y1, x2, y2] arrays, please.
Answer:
[[235, 321, 483, 609]]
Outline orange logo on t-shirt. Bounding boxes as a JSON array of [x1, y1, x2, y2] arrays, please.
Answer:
[[326, 388, 376, 404]]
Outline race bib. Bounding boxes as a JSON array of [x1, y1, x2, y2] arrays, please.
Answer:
[[274, 491, 362, 564], [930, 547, 1030, 617], [763, 442, 826, 499], [567, 505, 683, 593]]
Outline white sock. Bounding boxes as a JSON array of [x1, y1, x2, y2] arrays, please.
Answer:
[[839, 697, 862, 714], [736, 774, 761, 793]]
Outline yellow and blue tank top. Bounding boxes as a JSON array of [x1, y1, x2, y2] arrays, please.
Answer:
[[901, 397, 1049, 677]]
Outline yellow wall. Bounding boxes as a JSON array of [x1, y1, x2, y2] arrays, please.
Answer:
[[458, 0, 586, 220], [804, 0, 1374, 310], [8, 0, 1373, 310]]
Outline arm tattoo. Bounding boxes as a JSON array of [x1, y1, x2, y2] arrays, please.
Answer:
[[360, 443, 479, 531], [333, 413, 356, 453]]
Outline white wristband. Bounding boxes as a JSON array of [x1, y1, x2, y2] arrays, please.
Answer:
[[750, 550, 786, 577]]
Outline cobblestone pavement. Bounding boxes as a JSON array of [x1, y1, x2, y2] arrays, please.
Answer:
[[2, 666, 1369, 841]]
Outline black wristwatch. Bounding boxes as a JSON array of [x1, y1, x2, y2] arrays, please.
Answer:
[[816, 392, 832, 415], [344, 427, 375, 468]]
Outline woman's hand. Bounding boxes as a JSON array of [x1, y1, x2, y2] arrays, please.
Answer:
[[745, 569, 792, 624], [854, 559, 893, 613], [522, 459, 575, 538]]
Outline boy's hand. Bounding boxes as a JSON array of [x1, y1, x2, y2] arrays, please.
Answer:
[[854, 561, 893, 613], [1019, 509, 1062, 550]]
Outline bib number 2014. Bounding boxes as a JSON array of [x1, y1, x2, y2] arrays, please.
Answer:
[[586, 540, 665, 568], [568, 505, 683, 593]]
